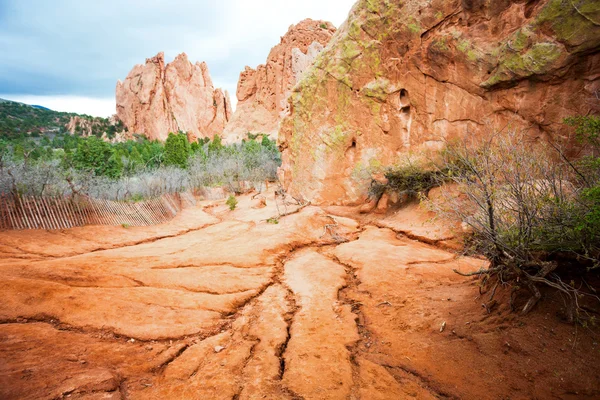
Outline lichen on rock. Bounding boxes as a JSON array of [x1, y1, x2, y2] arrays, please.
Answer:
[[278, 0, 600, 205]]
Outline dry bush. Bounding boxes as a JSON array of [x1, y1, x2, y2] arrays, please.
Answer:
[[429, 131, 599, 321]]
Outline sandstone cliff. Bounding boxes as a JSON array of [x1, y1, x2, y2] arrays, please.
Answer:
[[116, 52, 231, 142], [66, 115, 127, 142], [222, 19, 336, 143], [279, 0, 600, 205]]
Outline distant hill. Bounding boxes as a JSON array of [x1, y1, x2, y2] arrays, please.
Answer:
[[0, 98, 125, 139], [31, 105, 52, 111]]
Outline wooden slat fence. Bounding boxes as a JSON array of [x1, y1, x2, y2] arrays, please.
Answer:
[[0, 193, 185, 231]]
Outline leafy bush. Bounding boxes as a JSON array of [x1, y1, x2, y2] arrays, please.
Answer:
[[226, 195, 238, 211], [368, 160, 445, 203], [71, 136, 122, 178], [164, 132, 190, 169]]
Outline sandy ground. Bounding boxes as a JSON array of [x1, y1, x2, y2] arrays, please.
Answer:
[[1, 190, 599, 399]]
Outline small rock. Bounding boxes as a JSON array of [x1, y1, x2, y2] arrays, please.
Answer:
[[252, 197, 267, 209], [129, 338, 135, 343], [359, 198, 378, 214], [374, 193, 389, 214], [214, 345, 225, 353], [440, 321, 446, 333]]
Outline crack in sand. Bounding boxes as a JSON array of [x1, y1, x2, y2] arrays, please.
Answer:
[[380, 363, 457, 399], [152, 344, 191, 372]]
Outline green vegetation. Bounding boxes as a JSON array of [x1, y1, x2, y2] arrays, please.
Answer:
[[535, 0, 600, 52], [563, 115, 600, 252], [483, 41, 563, 88], [71, 136, 123, 179], [369, 117, 599, 320], [0, 130, 281, 201], [164, 132, 191, 168], [226, 195, 238, 211], [407, 18, 421, 35], [0, 99, 124, 139], [368, 163, 444, 201]]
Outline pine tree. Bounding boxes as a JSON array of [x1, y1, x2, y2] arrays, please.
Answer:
[[164, 132, 191, 169]]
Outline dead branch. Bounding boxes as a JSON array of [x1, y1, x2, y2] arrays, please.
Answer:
[[265, 202, 310, 222], [453, 267, 497, 277], [319, 215, 347, 243]]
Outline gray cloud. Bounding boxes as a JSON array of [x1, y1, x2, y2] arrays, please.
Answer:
[[0, 0, 355, 102]]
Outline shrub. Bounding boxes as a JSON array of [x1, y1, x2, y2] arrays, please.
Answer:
[[431, 128, 599, 321], [0, 131, 282, 202], [368, 159, 445, 203], [226, 195, 238, 211], [164, 132, 190, 169]]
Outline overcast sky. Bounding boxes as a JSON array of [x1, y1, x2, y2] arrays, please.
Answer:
[[0, 0, 355, 117]]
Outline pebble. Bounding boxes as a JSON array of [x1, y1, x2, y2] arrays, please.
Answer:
[[214, 345, 225, 353]]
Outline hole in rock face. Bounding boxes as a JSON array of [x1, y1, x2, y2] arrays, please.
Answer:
[[399, 89, 409, 108], [401, 105, 411, 116], [345, 138, 357, 161]]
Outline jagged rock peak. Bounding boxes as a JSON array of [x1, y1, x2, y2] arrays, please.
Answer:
[[222, 18, 336, 143], [116, 52, 231, 142]]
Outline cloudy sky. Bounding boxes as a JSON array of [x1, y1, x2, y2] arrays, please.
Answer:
[[0, 0, 356, 117]]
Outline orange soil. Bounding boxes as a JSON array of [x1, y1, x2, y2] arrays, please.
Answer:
[[1, 191, 599, 399]]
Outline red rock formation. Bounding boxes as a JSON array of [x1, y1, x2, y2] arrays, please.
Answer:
[[279, 0, 600, 205], [222, 19, 336, 143], [116, 52, 231, 142], [65, 115, 127, 143]]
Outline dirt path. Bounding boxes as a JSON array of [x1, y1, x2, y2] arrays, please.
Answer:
[[1, 192, 599, 399]]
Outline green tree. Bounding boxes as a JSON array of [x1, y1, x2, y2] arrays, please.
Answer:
[[73, 136, 120, 177], [208, 134, 224, 155], [164, 132, 190, 168]]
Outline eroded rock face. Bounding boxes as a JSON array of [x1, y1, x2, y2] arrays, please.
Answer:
[[222, 19, 336, 143], [279, 0, 600, 205], [116, 52, 231, 142]]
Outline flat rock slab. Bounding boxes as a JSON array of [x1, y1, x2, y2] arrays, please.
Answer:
[[1, 191, 599, 399]]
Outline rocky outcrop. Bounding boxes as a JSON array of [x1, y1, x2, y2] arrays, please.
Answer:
[[222, 19, 336, 143], [279, 0, 600, 205], [116, 52, 231, 142], [66, 115, 127, 143]]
